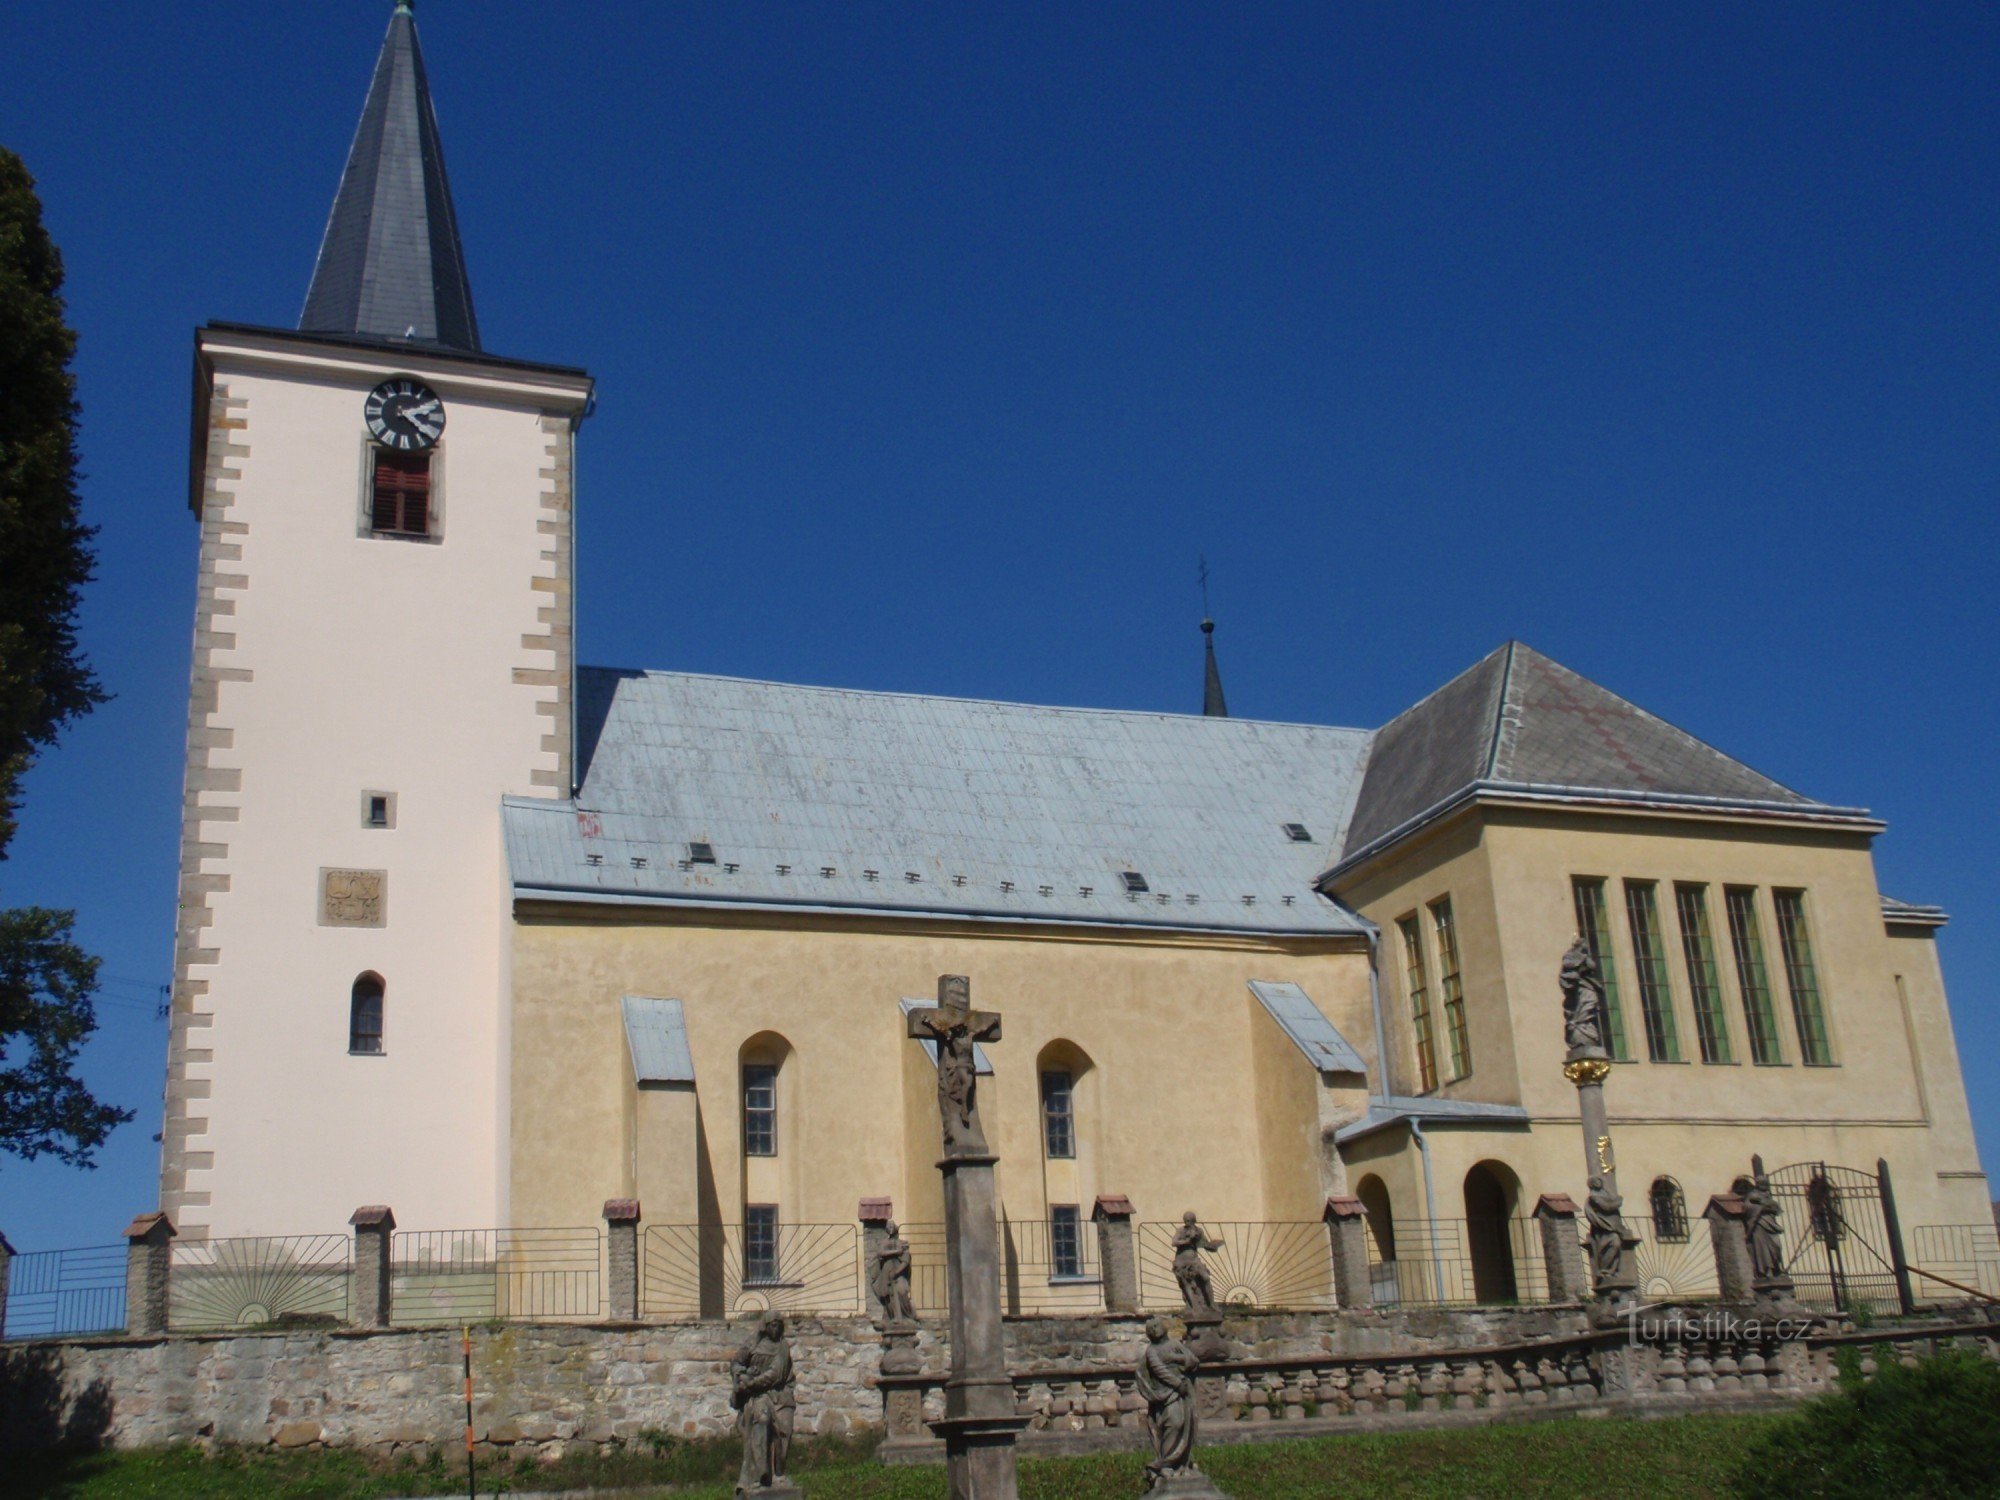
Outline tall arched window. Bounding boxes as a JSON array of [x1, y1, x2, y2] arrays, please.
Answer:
[[1650, 1176, 1688, 1242], [349, 973, 384, 1054]]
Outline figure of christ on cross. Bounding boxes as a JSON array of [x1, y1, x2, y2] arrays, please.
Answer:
[[906, 974, 1003, 1157]]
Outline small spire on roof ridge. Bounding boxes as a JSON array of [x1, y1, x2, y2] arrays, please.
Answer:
[[1202, 616, 1228, 718]]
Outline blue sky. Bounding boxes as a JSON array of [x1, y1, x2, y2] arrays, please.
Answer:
[[2, 2, 1996, 1249]]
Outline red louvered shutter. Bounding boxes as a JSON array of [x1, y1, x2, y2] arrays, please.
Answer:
[[371, 449, 432, 535]]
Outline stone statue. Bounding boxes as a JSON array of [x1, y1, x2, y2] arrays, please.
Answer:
[[1137, 1317, 1204, 1490], [1584, 1176, 1629, 1285], [731, 1313, 796, 1496], [1172, 1212, 1225, 1316], [906, 975, 1002, 1156], [872, 1220, 917, 1324], [1560, 936, 1608, 1056], [1744, 1174, 1787, 1283]]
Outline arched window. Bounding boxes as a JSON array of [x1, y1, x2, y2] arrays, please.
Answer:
[[349, 973, 384, 1054], [1040, 1068, 1076, 1159], [1650, 1176, 1688, 1242]]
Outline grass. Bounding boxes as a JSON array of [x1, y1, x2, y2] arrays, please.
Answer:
[[0, 1412, 1783, 1499]]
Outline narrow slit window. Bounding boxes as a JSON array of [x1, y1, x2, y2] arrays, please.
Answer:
[[745, 1205, 780, 1283], [1050, 1205, 1082, 1279], [1571, 878, 1632, 1061], [1397, 914, 1439, 1094], [1041, 1070, 1076, 1160], [1725, 887, 1784, 1065], [1430, 897, 1472, 1081], [1623, 882, 1682, 1062], [369, 448, 432, 536], [1674, 884, 1732, 1064], [349, 973, 384, 1054], [1775, 890, 1833, 1065], [743, 1063, 778, 1156]]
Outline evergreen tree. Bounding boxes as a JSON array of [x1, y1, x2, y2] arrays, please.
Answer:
[[0, 147, 128, 1166]]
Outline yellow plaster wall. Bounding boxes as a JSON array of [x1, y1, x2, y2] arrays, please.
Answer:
[[509, 908, 1370, 1234]]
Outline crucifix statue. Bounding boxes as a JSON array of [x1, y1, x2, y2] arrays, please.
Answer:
[[906, 974, 1002, 1157]]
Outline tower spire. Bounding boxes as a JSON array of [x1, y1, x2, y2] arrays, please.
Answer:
[[300, 1, 481, 350], [1198, 560, 1228, 718]]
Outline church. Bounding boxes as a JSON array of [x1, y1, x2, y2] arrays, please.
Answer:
[[160, 5, 1987, 1310]]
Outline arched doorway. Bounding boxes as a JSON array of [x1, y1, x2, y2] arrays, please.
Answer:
[[1463, 1161, 1520, 1304], [1355, 1173, 1400, 1306]]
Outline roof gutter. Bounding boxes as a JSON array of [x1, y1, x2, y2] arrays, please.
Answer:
[[1317, 780, 1882, 889]]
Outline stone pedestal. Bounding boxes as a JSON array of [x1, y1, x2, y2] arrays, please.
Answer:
[[1322, 1196, 1373, 1310], [1181, 1311, 1232, 1363], [1093, 1196, 1138, 1314], [1703, 1195, 1755, 1304], [1147, 1471, 1233, 1499], [739, 1481, 802, 1499], [122, 1212, 175, 1336], [603, 1199, 641, 1321], [349, 1205, 395, 1328], [933, 1154, 1029, 1498], [1532, 1194, 1587, 1304]]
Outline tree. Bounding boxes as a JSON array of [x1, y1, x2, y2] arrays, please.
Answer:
[[0, 147, 128, 1166]]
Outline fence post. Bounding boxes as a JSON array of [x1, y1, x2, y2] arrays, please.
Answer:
[[0, 1229, 13, 1338], [1532, 1194, 1586, 1303], [603, 1199, 641, 1321], [1702, 1194, 1754, 1303], [1323, 1196, 1374, 1310], [349, 1205, 396, 1328], [122, 1211, 176, 1335], [858, 1198, 894, 1320], [1092, 1196, 1138, 1314], [1877, 1158, 1916, 1316]]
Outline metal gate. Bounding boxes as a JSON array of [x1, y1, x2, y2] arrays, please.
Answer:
[[1765, 1161, 1903, 1314]]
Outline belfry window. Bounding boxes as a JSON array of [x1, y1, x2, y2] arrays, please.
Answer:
[[1041, 1070, 1076, 1159], [349, 973, 384, 1054], [743, 1064, 778, 1156], [370, 448, 433, 537]]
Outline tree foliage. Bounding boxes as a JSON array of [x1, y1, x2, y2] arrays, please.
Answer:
[[0, 149, 126, 1168], [0, 145, 104, 861]]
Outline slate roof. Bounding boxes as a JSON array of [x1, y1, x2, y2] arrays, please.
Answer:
[[300, 3, 480, 350], [1339, 642, 1835, 862], [1247, 982, 1367, 1075], [503, 667, 1373, 935]]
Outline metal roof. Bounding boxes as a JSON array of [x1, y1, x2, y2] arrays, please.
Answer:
[[621, 995, 694, 1084], [504, 667, 1373, 935], [1881, 896, 1949, 928], [300, 3, 480, 350], [1247, 981, 1366, 1075], [1333, 1095, 1532, 1145]]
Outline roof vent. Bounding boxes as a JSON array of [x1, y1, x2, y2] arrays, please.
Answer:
[[1283, 823, 1313, 843], [688, 841, 717, 865], [1121, 871, 1150, 894]]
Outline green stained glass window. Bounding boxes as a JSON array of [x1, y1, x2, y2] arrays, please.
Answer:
[[1623, 881, 1682, 1062], [1674, 884, 1733, 1064], [1398, 914, 1439, 1094], [1775, 890, 1833, 1065], [1431, 897, 1472, 1082], [1571, 878, 1631, 1061], [1725, 887, 1784, 1065]]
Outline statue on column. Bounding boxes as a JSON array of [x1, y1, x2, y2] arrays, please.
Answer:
[[871, 1220, 917, 1324], [1743, 1174, 1788, 1283], [907, 975, 1002, 1156], [1560, 935, 1608, 1056], [1137, 1317, 1204, 1491], [1173, 1212, 1225, 1316], [731, 1313, 796, 1496], [1584, 1176, 1630, 1286]]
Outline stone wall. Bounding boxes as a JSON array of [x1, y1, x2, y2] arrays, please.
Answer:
[[5, 1309, 1997, 1459]]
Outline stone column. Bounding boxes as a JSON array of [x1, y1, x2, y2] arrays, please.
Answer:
[[122, 1211, 175, 1335], [1092, 1196, 1138, 1314], [1703, 1194, 1754, 1304], [603, 1200, 641, 1321], [349, 1205, 396, 1328], [0, 1229, 13, 1338], [859, 1197, 894, 1321], [1322, 1196, 1374, 1310], [1533, 1194, 1587, 1304], [1564, 1053, 1637, 1305]]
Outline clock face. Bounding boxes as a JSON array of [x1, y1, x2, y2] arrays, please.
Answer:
[[365, 377, 446, 451]]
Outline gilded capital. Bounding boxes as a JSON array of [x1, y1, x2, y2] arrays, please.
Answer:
[[1563, 1057, 1612, 1086]]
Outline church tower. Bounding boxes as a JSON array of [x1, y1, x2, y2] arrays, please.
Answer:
[[162, 3, 593, 1239]]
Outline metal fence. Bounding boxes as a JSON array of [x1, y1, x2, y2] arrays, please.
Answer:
[[389, 1227, 603, 1324], [1, 1244, 126, 1341], [642, 1224, 861, 1321], [168, 1234, 352, 1330], [1136, 1221, 1337, 1311], [1768, 1162, 1902, 1314], [1364, 1217, 1555, 1307], [1624, 1214, 1721, 1303], [998, 1217, 1102, 1316], [1910, 1224, 2000, 1301]]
